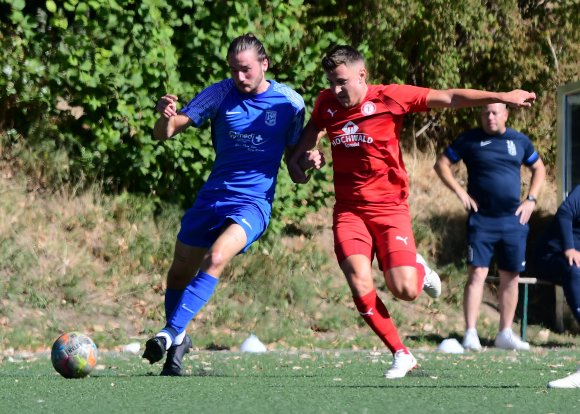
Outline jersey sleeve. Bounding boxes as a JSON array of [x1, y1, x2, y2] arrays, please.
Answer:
[[270, 82, 306, 147], [444, 134, 467, 164], [286, 106, 305, 147], [521, 134, 540, 166], [179, 79, 234, 127], [311, 90, 331, 131], [382, 84, 431, 113]]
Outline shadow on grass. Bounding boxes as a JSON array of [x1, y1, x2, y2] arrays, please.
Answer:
[[406, 332, 578, 349]]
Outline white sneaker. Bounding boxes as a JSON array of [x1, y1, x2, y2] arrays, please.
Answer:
[[384, 350, 417, 379], [462, 329, 482, 351], [547, 371, 580, 388], [494, 329, 530, 351], [416, 253, 442, 298]]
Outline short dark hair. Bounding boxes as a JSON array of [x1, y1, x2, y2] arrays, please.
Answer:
[[322, 45, 365, 72], [227, 33, 268, 62]]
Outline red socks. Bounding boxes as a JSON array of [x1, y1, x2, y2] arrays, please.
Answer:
[[415, 262, 426, 295], [353, 289, 406, 354]]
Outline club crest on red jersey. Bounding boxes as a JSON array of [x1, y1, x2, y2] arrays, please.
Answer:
[[331, 121, 374, 148], [342, 121, 359, 134], [361, 101, 376, 116]]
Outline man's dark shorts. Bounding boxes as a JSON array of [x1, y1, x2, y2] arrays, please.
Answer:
[[467, 213, 528, 272]]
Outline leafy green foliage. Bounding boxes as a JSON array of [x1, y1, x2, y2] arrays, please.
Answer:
[[306, 0, 580, 157], [0, 0, 334, 233], [1, 0, 579, 231]]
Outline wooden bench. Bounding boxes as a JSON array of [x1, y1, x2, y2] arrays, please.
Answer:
[[486, 276, 565, 340]]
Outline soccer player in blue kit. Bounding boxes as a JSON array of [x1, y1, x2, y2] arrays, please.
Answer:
[[142, 33, 320, 375], [435, 103, 545, 351]]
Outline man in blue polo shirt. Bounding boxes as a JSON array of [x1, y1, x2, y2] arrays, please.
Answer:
[[142, 33, 320, 375], [435, 103, 545, 351]]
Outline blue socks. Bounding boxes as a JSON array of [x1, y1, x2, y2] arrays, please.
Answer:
[[164, 287, 183, 319], [160, 271, 219, 347]]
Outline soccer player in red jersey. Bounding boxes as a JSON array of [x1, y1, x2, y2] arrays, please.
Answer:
[[288, 45, 536, 378]]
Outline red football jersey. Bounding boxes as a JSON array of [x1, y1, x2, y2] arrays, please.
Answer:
[[312, 84, 431, 204]]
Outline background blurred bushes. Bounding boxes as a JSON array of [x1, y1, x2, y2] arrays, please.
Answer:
[[1, 0, 578, 231]]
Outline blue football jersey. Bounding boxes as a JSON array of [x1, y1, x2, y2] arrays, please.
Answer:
[[180, 79, 305, 203], [444, 127, 539, 216]]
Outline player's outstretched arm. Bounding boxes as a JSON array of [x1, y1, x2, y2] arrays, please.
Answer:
[[287, 119, 324, 184], [152, 94, 192, 141], [426, 89, 536, 109]]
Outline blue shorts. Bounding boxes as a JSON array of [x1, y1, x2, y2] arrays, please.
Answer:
[[466, 213, 528, 272], [177, 193, 271, 253]]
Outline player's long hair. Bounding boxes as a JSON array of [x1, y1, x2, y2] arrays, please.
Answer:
[[322, 45, 365, 71], [227, 33, 268, 63]]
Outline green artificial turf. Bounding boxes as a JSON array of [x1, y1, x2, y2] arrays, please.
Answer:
[[1, 349, 578, 414]]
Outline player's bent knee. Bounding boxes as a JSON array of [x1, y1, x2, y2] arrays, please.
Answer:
[[345, 274, 374, 297], [202, 249, 230, 272], [467, 274, 487, 286], [391, 284, 419, 301], [386, 270, 419, 301]]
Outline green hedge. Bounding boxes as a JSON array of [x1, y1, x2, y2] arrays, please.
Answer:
[[1, 0, 578, 231]]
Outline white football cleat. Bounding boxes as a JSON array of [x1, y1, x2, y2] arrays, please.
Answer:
[[417, 253, 442, 298], [547, 371, 580, 389], [462, 328, 482, 352], [384, 350, 417, 379], [494, 328, 530, 351]]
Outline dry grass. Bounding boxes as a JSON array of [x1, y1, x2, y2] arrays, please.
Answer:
[[0, 170, 175, 351], [406, 146, 559, 217], [1, 150, 577, 355], [405, 148, 559, 259]]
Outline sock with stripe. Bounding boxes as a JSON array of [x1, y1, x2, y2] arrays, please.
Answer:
[[158, 271, 218, 348], [164, 287, 184, 345], [415, 261, 426, 294], [353, 289, 406, 354]]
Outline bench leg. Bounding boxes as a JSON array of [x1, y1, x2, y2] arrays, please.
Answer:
[[554, 285, 565, 332], [521, 283, 529, 341]]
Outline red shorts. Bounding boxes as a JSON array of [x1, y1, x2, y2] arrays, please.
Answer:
[[333, 201, 417, 271]]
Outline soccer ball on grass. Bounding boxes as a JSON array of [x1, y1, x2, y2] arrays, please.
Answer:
[[51, 332, 98, 378]]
